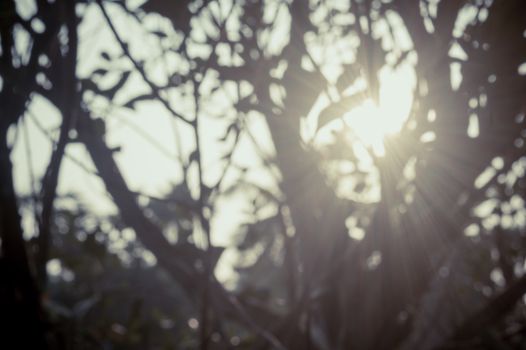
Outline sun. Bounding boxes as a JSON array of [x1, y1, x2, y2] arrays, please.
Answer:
[[343, 100, 394, 154], [342, 66, 415, 155]]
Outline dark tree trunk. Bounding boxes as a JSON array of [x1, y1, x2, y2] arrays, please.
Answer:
[[0, 123, 48, 348]]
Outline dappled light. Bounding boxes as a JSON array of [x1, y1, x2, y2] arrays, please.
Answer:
[[1, 0, 526, 349]]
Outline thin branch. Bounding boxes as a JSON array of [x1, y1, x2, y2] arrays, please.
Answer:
[[78, 109, 286, 350], [210, 128, 241, 196], [29, 110, 197, 211], [21, 115, 41, 234], [111, 111, 180, 160], [95, 0, 193, 125], [36, 0, 78, 288], [191, 78, 212, 350], [27, 110, 97, 175], [444, 275, 526, 345]]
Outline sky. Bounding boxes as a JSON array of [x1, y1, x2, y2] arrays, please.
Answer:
[[9, 0, 429, 284]]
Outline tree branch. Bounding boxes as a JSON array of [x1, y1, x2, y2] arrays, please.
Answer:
[[36, 0, 78, 289], [446, 275, 526, 344], [77, 110, 286, 350], [95, 0, 193, 125]]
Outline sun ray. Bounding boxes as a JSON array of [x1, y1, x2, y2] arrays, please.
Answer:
[[342, 65, 416, 155]]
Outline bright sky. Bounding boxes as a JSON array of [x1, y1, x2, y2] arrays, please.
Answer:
[[342, 65, 415, 155], [10, 0, 419, 284]]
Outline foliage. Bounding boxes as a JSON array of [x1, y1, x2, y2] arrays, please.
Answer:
[[1, 0, 526, 349]]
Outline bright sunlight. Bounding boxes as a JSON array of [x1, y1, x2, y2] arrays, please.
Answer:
[[343, 66, 415, 155]]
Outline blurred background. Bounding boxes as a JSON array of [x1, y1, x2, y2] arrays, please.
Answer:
[[1, 0, 526, 349]]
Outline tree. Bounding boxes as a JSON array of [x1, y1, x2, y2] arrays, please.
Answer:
[[1, 0, 526, 349]]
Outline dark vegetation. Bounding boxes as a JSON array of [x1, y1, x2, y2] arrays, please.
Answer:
[[1, 0, 526, 349]]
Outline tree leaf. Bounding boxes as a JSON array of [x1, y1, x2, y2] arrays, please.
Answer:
[[100, 51, 111, 61], [151, 30, 168, 38], [122, 93, 155, 110], [317, 92, 368, 131], [188, 150, 199, 164], [218, 122, 239, 142], [92, 68, 108, 76], [102, 71, 132, 100]]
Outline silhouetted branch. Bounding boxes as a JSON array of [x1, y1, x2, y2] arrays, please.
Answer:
[[37, 0, 78, 289], [443, 275, 526, 347], [95, 0, 193, 125], [21, 116, 40, 234], [78, 109, 286, 350]]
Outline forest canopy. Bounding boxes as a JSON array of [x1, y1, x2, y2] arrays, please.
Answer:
[[1, 0, 526, 349]]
